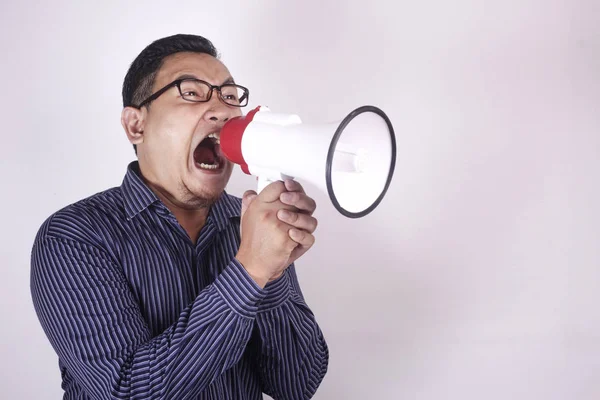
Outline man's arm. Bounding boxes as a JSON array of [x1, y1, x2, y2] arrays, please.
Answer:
[[253, 265, 329, 400], [236, 179, 329, 398], [31, 232, 265, 400]]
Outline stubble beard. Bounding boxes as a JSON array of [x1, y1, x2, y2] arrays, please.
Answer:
[[179, 183, 223, 209]]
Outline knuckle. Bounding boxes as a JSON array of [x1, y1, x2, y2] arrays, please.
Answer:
[[286, 192, 299, 202], [260, 209, 274, 223], [301, 215, 312, 231], [303, 196, 314, 209], [275, 220, 289, 232], [278, 224, 295, 243], [305, 233, 316, 247], [288, 211, 299, 223], [273, 180, 286, 193], [294, 229, 306, 241]]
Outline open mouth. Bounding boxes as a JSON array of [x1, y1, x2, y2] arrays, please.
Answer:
[[193, 133, 223, 171]]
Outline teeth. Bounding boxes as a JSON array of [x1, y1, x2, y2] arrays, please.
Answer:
[[199, 162, 220, 170], [207, 133, 221, 144]]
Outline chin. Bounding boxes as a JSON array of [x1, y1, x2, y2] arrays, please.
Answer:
[[184, 167, 233, 206]]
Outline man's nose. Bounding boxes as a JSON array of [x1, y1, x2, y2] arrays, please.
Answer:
[[203, 96, 234, 123]]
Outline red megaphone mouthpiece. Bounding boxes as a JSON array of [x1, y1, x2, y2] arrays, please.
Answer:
[[220, 106, 262, 175]]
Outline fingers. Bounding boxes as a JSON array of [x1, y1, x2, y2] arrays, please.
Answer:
[[283, 179, 305, 193], [259, 180, 288, 203], [280, 190, 317, 214], [242, 190, 258, 205], [288, 228, 315, 248], [241, 190, 258, 218], [277, 209, 318, 233], [255, 179, 316, 214]]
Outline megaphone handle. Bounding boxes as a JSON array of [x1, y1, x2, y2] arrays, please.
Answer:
[[256, 173, 295, 193]]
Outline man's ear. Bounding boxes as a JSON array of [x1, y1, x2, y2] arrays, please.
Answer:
[[121, 106, 146, 146]]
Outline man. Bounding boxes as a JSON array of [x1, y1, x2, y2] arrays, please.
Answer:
[[30, 34, 328, 400]]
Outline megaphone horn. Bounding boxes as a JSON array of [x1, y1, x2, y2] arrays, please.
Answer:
[[220, 105, 397, 218]]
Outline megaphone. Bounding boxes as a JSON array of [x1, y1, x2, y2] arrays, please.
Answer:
[[220, 105, 396, 218]]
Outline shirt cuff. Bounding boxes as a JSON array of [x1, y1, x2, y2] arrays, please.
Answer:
[[257, 268, 292, 312], [213, 258, 267, 318]]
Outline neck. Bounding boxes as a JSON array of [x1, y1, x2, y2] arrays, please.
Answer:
[[155, 188, 210, 244], [137, 167, 211, 244]]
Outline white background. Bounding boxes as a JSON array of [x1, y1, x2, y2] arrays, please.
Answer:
[[1, 1, 599, 399]]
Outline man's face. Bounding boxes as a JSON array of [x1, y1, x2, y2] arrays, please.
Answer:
[[131, 52, 242, 208]]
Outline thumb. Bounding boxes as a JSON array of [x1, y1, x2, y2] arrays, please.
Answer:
[[241, 190, 258, 219]]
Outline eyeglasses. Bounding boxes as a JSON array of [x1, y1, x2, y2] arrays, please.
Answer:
[[133, 78, 249, 108]]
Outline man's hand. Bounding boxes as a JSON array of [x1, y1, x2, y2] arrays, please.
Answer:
[[277, 179, 318, 264], [236, 180, 318, 288]]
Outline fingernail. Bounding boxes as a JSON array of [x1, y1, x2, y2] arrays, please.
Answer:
[[289, 228, 302, 241], [281, 192, 293, 202], [278, 210, 291, 220]]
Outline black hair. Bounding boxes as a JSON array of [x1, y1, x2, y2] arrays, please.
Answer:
[[122, 34, 219, 153]]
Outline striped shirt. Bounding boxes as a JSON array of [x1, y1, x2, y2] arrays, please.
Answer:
[[30, 161, 329, 400]]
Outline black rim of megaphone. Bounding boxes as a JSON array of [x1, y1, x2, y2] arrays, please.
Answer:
[[326, 105, 397, 219]]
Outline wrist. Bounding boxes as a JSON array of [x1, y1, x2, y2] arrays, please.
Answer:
[[235, 254, 269, 289], [268, 270, 284, 282]]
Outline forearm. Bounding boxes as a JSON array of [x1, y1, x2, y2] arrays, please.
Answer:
[[31, 235, 266, 400], [126, 260, 264, 399], [253, 266, 329, 400]]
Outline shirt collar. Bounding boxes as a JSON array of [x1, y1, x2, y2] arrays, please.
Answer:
[[121, 161, 242, 230], [122, 161, 159, 220], [207, 191, 242, 232]]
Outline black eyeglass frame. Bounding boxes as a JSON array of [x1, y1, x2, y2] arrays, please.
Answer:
[[133, 78, 250, 109]]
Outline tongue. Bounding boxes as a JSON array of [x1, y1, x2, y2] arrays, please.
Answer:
[[194, 145, 216, 165]]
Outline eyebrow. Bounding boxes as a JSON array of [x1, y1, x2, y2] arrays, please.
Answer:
[[174, 74, 236, 86], [175, 73, 199, 81]]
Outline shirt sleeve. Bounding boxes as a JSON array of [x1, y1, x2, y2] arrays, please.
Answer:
[[30, 234, 266, 400], [250, 264, 329, 399]]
